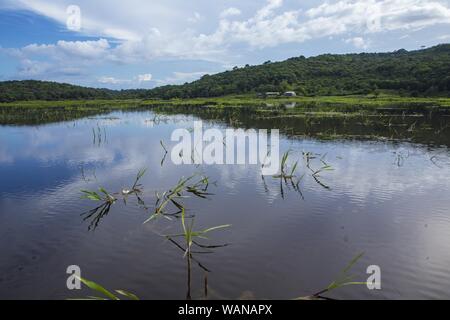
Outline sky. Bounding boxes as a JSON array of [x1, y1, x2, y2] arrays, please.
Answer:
[[0, 0, 450, 89]]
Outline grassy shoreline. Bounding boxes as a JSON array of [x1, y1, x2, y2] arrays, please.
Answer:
[[1, 94, 449, 110], [1, 94, 449, 146]]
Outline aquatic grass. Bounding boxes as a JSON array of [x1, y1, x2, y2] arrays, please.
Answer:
[[81, 168, 147, 200], [303, 152, 334, 190], [140, 174, 229, 299], [160, 140, 169, 152], [80, 185, 117, 231], [186, 176, 213, 198], [73, 276, 139, 301], [152, 176, 195, 219], [165, 208, 231, 257], [160, 140, 169, 167], [145, 174, 213, 222], [92, 124, 107, 147], [81, 201, 114, 231], [272, 151, 304, 199], [75, 160, 365, 300], [150, 101, 450, 146], [274, 150, 299, 180], [393, 150, 410, 167], [295, 253, 367, 300], [78, 169, 228, 299], [79, 164, 97, 183], [129, 168, 147, 193], [80, 169, 147, 229], [311, 162, 334, 177], [164, 207, 231, 300], [81, 188, 117, 204], [75, 251, 364, 300], [264, 150, 336, 199], [121, 168, 148, 206], [320, 252, 367, 295], [3, 95, 450, 147]]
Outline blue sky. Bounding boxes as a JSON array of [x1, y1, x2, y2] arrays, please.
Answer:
[[1, 0, 450, 89]]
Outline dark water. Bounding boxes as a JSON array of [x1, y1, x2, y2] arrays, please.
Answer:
[[0, 110, 450, 300]]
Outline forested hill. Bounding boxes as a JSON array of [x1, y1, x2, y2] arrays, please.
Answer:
[[146, 44, 450, 98], [0, 80, 118, 102], [1, 44, 450, 102]]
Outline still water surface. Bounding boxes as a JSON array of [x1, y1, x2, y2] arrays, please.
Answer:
[[0, 110, 449, 299]]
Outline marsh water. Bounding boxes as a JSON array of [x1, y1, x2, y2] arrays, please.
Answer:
[[0, 108, 450, 300]]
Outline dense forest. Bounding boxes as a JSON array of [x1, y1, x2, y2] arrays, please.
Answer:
[[1, 44, 450, 102], [0, 81, 117, 102], [145, 44, 450, 99]]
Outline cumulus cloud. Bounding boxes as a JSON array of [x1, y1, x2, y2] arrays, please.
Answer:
[[7, 0, 450, 57], [98, 76, 130, 85], [137, 73, 152, 82], [345, 37, 369, 49], [305, 0, 450, 33], [437, 34, 450, 40], [155, 71, 210, 85], [2, 0, 189, 41], [21, 39, 111, 60], [98, 74, 153, 86], [203, 0, 450, 49], [2, 38, 113, 80]]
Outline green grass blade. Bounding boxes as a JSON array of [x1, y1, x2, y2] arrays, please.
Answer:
[[77, 276, 119, 300], [201, 224, 232, 234], [115, 290, 139, 300]]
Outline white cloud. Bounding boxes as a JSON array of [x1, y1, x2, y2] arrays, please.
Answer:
[[137, 74, 152, 82], [3, 0, 190, 41], [305, 0, 450, 33], [220, 7, 242, 18], [53, 39, 110, 58], [437, 34, 450, 40], [345, 37, 369, 49], [3, 39, 113, 79], [98, 74, 154, 85], [98, 76, 130, 85], [16, 59, 52, 77], [156, 71, 209, 85], [255, 0, 283, 20], [204, 0, 450, 49], [22, 39, 110, 60], [7, 0, 450, 57]]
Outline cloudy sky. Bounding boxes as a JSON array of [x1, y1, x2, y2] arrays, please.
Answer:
[[0, 0, 450, 89]]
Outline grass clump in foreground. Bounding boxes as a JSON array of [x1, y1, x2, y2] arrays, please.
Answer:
[[296, 253, 368, 300], [71, 276, 139, 300], [76, 159, 367, 300], [75, 252, 367, 300], [78, 170, 231, 300]]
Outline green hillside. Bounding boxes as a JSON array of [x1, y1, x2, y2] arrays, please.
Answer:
[[146, 44, 450, 99], [0, 80, 116, 102]]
